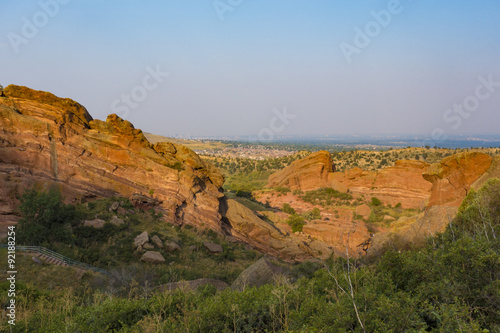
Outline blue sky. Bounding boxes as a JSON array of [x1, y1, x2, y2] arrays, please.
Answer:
[[1, 0, 499, 139]]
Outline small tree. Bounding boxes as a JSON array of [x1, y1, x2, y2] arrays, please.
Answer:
[[287, 214, 305, 232], [17, 186, 76, 246]]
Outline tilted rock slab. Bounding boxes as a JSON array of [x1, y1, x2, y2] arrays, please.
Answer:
[[267, 151, 335, 191], [221, 198, 327, 261]]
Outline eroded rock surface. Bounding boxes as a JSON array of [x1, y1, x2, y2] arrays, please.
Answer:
[[267, 151, 335, 191], [0, 85, 224, 234], [423, 152, 492, 207]]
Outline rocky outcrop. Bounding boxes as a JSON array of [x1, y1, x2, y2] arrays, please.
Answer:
[[423, 152, 492, 207], [221, 199, 328, 261], [267, 151, 432, 209], [267, 151, 334, 191], [472, 155, 500, 190], [0, 85, 335, 261], [370, 153, 494, 253], [0, 85, 224, 234], [330, 160, 432, 209], [370, 205, 458, 254], [302, 220, 369, 257]]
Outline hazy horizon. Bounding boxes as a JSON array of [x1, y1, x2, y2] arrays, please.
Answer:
[[2, 1, 500, 142]]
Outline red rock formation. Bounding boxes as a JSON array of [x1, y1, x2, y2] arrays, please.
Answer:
[[0, 85, 334, 262], [267, 151, 334, 190], [329, 160, 432, 209], [0, 85, 224, 233], [221, 198, 329, 261], [472, 155, 500, 190], [423, 152, 492, 207], [302, 220, 369, 257]]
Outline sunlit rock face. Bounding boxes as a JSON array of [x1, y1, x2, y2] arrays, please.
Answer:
[[0, 85, 224, 234]]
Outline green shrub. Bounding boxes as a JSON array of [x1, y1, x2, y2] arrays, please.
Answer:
[[287, 214, 305, 232], [282, 203, 296, 214], [275, 186, 291, 194], [371, 197, 382, 206], [302, 207, 321, 221], [17, 186, 76, 246]]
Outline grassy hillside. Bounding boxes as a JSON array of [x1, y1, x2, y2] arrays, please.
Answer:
[[1, 179, 498, 332]]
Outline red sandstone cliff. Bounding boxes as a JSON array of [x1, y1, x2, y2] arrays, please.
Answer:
[[0, 85, 329, 261], [266, 151, 335, 191]]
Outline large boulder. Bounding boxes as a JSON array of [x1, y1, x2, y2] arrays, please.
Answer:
[[140, 251, 165, 264], [267, 151, 335, 191], [164, 241, 182, 252], [231, 257, 287, 291], [134, 231, 149, 247], [203, 242, 223, 254], [151, 235, 163, 249], [423, 152, 492, 207]]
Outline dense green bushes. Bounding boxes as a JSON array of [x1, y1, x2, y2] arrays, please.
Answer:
[[17, 186, 77, 246]]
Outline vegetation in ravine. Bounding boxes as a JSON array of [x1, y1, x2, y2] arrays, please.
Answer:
[[2, 179, 498, 332]]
